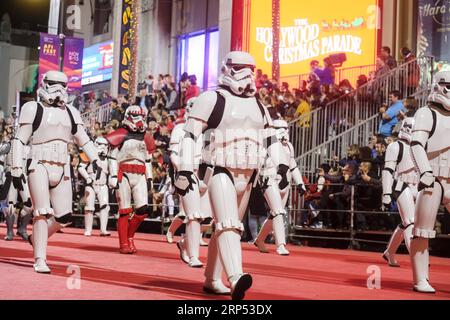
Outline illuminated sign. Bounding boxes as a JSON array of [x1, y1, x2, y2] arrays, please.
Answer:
[[82, 40, 114, 85], [246, 0, 381, 78]]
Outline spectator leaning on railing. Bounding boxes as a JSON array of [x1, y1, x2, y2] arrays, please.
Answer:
[[378, 90, 406, 138]]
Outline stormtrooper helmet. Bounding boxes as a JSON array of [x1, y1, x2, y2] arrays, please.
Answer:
[[428, 71, 450, 111], [122, 105, 148, 133], [94, 137, 109, 157], [37, 71, 69, 107], [218, 51, 257, 97], [398, 117, 415, 143], [272, 119, 289, 144]]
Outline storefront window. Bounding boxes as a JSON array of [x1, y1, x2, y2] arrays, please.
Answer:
[[178, 29, 219, 90]]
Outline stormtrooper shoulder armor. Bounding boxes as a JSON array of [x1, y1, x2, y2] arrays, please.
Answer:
[[18, 101, 39, 125], [105, 128, 129, 148], [67, 104, 84, 126], [188, 91, 218, 124], [413, 107, 434, 133], [385, 141, 401, 164]]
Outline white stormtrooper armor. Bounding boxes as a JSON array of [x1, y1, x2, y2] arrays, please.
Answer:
[[11, 70, 99, 273], [381, 117, 418, 267], [168, 99, 213, 268], [165, 123, 186, 241], [78, 137, 111, 237], [254, 120, 306, 256], [175, 51, 276, 300], [410, 71, 450, 293], [106, 105, 154, 254]]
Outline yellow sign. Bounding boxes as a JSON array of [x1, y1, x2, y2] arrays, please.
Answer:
[[247, 0, 381, 78]]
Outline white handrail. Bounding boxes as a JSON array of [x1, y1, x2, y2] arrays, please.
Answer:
[[288, 56, 434, 159]]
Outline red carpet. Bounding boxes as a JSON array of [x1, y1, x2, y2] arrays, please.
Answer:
[[0, 225, 449, 300]]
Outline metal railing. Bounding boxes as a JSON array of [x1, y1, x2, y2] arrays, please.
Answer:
[[289, 56, 435, 159], [287, 183, 447, 248], [295, 87, 431, 182], [81, 102, 112, 129]]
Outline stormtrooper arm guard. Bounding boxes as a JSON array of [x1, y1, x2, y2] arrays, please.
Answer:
[[382, 142, 398, 206], [108, 148, 119, 189], [11, 124, 33, 191], [73, 126, 98, 163], [69, 106, 99, 164], [176, 118, 206, 196], [77, 162, 92, 185], [410, 108, 434, 190], [168, 124, 184, 171], [169, 152, 180, 172]]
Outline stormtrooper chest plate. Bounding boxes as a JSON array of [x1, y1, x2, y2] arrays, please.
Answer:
[[32, 107, 73, 144], [395, 142, 418, 185], [117, 139, 147, 163], [427, 108, 450, 178], [210, 94, 266, 169]]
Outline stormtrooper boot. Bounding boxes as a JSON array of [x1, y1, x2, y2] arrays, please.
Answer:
[[203, 233, 230, 295], [186, 220, 203, 268], [254, 218, 271, 253], [273, 215, 290, 256], [383, 225, 404, 267], [127, 214, 147, 254], [177, 236, 190, 264], [99, 209, 111, 236], [217, 230, 252, 300], [84, 212, 94, 236], [166, 215, 184, 243], [4, 213, 14, 241], [117, 215, 131, 254], [410, 237, 435, 293]]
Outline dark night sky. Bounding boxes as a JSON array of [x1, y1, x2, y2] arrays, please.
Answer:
[[0, 0, 50, 32]]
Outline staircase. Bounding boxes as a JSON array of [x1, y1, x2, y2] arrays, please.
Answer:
[[288, 55, 435, 160]]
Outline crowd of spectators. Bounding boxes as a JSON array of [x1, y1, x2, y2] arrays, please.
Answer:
[[297, 91, 449, 234]]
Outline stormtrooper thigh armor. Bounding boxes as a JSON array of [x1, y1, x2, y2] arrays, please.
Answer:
[[28, 161, 73, 265]]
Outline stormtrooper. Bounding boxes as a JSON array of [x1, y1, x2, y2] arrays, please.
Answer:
[[410, 70, 450, 293], [381, 117, 418, 267], [11, 70, 99, 273], [105, 105, 154, 254], [175, 51, 281, 300], [166, 98, 212, 268], [253, 119, 306, 255], [78, 137, 111, 237]]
